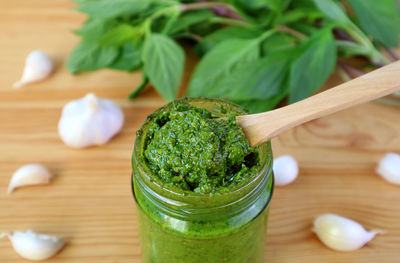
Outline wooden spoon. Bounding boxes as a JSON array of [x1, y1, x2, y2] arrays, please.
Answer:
[[236, 60, 400, 147]]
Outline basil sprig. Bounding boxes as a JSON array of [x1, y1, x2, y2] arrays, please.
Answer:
[[68, 0, 400, 112]]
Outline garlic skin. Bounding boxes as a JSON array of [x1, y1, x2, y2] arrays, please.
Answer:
[[273, 155, 299, 186], [13, 50, 53, 88], [376, 152, 400, 185], [58, 93, 124, 148], [8, 164, 52, 194], [313, 214, 382, 251], [1, 230, 64, 261]]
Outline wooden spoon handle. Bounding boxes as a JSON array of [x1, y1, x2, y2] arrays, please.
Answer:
[[237, 60, 400, 146]]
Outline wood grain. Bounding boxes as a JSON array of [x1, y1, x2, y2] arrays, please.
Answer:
[[237, 61, 400, 146], [0, 1, 399, 262]]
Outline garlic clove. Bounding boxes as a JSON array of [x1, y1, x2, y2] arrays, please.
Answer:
[[13, 50, 53, 88], [8, 164, 52, 194], [58, 93, 124, 148], [312, 214, 383, 251], [272, 155, 299, 186], [1, 230, 65, 261], [376, 152, 400, 185]]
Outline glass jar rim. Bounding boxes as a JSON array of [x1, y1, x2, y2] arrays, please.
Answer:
[[132, 97, 273, 209]]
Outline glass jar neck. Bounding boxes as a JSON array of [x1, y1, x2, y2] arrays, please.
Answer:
[[133, 144, 273, 220], [132, 98, 274, 220]]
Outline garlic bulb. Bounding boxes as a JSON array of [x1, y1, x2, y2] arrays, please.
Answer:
[[1, 230, 65, 261], [313, 214, 383, 251], [273, 155, 299, 186], [8, 164, 52, 194], [13, 50, 53, 88], [376, 152, 400, 185], [58, 93, 124, 148]]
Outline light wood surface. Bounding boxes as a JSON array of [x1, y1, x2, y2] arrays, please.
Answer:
[[0, 1, 399, 262], [238, 61, 400, 146]]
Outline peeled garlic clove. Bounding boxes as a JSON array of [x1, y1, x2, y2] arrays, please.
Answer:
[[273, 155, 299, 186], [8, 164, 52, 194], [58, 93, 124, 148], [376, 152, 400, 185], [13, 50, 53, 88], [1, 230, 65, 261], [313, 214, 383, 251]]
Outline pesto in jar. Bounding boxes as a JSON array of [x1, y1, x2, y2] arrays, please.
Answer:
[[132, 98, 274, 263], [142, 99, 260, 194]]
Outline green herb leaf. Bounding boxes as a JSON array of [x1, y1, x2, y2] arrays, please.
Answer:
[[67, 40, 118, 74], [195, 27, 262, 57], [312, 0, 351, 25], [279, 8, 323, 24], [261, 32, 296, 56], [99, 24, 141, 47], [228, 0, 276, 26], [142, 34, 184, 101], [108, 42, 142, 71], [215, 53, 290, 101], [290, 23, 319, 36], [76, 0, 150, 19], [75, 18, 116, 41], [234, 90, 288, 113], [347, 0, 400, 47], [169, 10, 215, 35], [187, 38, 262, 97], [288, 28, 336, 103], [238, 0, 290, 11], [289, 0, 317, 9]]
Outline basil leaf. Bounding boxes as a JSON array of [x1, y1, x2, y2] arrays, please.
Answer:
[[76, 0, 150, 19], [288, 29, 336, 103], [187, 38, 261, 97], [280, 8, 323, 24], [290, 23, 319, 36], [234, 90, 288, 113], [347, 0, 400, 47], [238, 0, 291, 11], [108, 42, 142, 71], [195, 27, 262, 56], [216, 53, 290, 100], [169, 10, 215, 35], [99, 24, 141, 47], [261, 32, 296, 56], [312, 0, 351, 25], [289, 0, 316, 9], [75, 18, 116, 41], [67, 40, 118, 74], [220, 0, 276, 26], [142, 34, 184, 101]]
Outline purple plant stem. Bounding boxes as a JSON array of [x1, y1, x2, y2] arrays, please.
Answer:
[[333, 29, 353, 41], [338, 62, 365, 79], [212, 6, 245, 21], [190, 0, 246, 21]]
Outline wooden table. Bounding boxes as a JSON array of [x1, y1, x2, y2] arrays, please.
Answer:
[[0, 1, 399, 262]]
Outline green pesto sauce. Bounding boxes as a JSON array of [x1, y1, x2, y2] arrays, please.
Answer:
[[142, 100, 260, 194]]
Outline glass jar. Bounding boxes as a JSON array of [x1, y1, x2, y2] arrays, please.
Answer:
[[131, 98, 274, 263]]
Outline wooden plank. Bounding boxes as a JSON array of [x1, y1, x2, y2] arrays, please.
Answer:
[[0, 1, 399, 262]]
